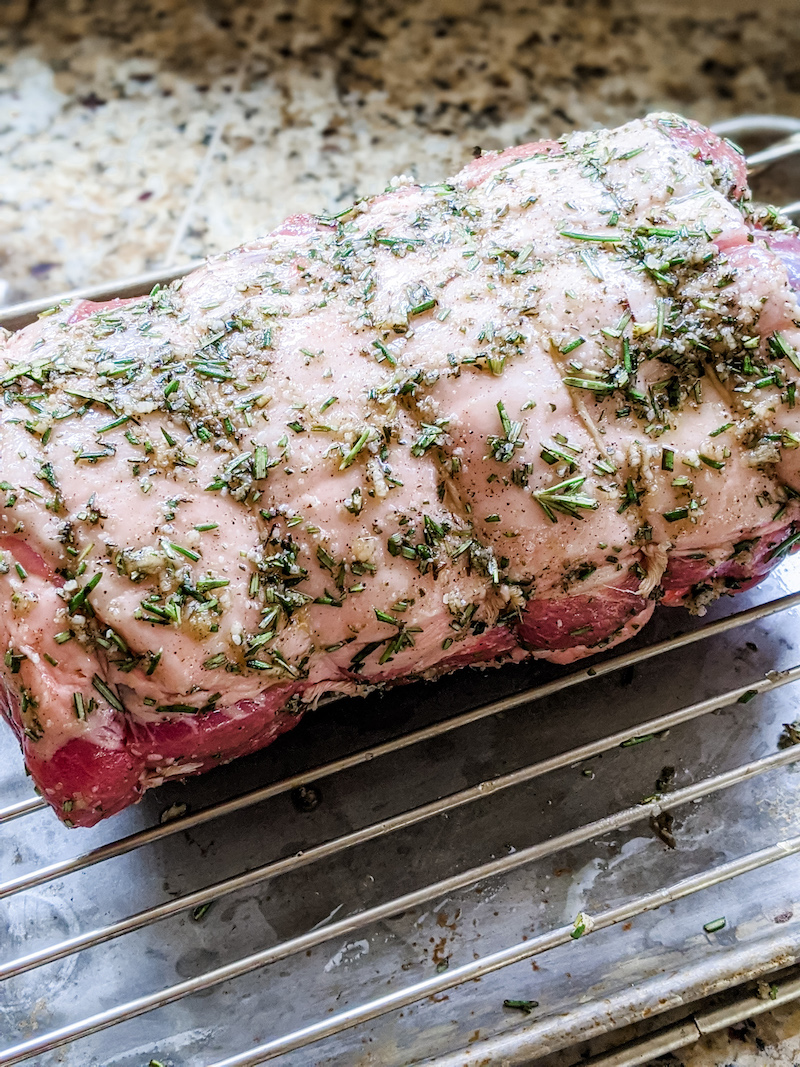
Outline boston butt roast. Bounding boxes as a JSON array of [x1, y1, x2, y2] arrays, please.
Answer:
[[2, 113, 800, 826]]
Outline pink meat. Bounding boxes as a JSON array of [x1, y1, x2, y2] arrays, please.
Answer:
[[2, 112, 800, 826], [517, 575, 653, 658]]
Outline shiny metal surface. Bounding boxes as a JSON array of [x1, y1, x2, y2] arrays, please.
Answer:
[[2, 557, 800, 1065], [0, 261, 203, 333], [570, 964, 800, 1067], [710, 114, 800, 175]]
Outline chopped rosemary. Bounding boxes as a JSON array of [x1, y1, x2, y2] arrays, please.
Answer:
[[68, 572, 102, 613], [562, 376, 615, 394], [339, 428, 372, 469], [253, 444, 271, 481], [166, 541, 201, 562], [533, 475, 598, 523], [769, 332, 800, 372], [196, 576, 230, 591], [373, 339, 396, 366], [91, 674, 124, 712], [698, 454, 725, 470], [617, 478, 643, 514], [655, 297, 669, 338], [663, 506, 689, 523], [411, 420, 449, 456], [97, 415, 130, 433], [4, 648, 26, 673], [709, 423, 733, 438], [767, 529, 800, 561], [487, 401, 524, 463], [560, 336, 586, 355], [559, 230, 623, 244], [503, 999, 539, 1014], [203, 652, 229, 670], [344, 487, 363, 515], [703, 917, 726, 934], [620, 733, 655, 747]]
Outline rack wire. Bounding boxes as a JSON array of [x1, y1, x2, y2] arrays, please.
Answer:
[[2, 577, 800, 1066], [2, 117, 800, 1067]]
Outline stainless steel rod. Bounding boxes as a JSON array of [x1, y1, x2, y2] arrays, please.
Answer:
[[698, 969, 800, 1034], [579, 1021, 702, 1067], [577, 968, 800, 1066], [422, 932, 800, 1067], [3, 663, 797, 982], [746, 134, 800, 174], [3, 587, 799, 897], [0, 797, 45, 824], [2, 745, 798, 1065], [711, 115, 800, 137], [0, 262, 203, 332], [202, 832, 800, 1067]]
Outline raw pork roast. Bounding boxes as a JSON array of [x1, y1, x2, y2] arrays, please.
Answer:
[[3, 113, 800, 826]]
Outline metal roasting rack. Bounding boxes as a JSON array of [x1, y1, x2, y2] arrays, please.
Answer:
[[2, 117, 800, 1067]]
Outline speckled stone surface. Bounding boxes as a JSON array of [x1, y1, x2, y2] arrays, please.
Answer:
[[538, 986, 800, 1067], [1, 1, 800, 1063], [662, 1002, 800, 1066], [2, 0, 800, 306]]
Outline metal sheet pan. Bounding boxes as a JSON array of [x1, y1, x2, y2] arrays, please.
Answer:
[[2, 556, 800, 1066]]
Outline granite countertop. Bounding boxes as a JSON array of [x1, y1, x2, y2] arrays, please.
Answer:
[[1, 1, 800, 1064]]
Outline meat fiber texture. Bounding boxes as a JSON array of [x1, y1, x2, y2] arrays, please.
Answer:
[[2, 113, 800, 827]]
